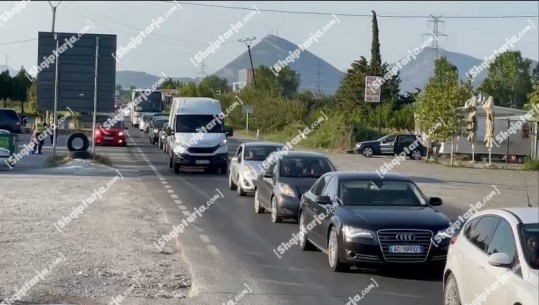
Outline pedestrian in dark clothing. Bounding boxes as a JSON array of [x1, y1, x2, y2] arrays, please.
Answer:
[[33, 116, 46, 154]]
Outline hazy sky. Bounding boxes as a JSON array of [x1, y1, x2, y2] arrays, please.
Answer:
[[0, 1, 538, 78]]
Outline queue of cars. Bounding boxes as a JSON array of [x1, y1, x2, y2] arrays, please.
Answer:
[[138, 97, 537, 304], [223, 141, 538, 305]]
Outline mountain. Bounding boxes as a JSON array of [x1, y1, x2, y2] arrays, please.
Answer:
[[115, 70, 199, 89], [395, 47, 538, 93], [213, 34, 345, 95]]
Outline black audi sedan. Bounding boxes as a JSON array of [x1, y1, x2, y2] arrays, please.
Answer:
[[254, 151, 337, 223], [297, 171, 451, 272]]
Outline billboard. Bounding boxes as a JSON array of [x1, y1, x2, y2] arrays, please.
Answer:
[[364, 76, 382, 103], [36, 32, 117, 113]]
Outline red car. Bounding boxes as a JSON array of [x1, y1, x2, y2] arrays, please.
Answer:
[[95, 121, 128, 146]]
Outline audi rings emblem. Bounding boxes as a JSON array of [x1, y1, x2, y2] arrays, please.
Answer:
[[396, 234, 415, 241]]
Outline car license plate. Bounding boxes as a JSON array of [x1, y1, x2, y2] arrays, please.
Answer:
[[104, 136, 114, 140], [195, 160, 210, 164], [389, 245, 423, 253]]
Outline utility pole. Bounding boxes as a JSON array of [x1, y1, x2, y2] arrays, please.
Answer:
[[423, 15, 447, 62], [198, 60, 208, 78], [238, 37, 257, 88], [48, 1, 62, 33], [47, 1, 62, 125], [316, 60, 322, 98]]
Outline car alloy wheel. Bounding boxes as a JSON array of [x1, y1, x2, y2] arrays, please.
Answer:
[[444, 274, 461, 305], [254, 190, 264, 214], [229, 173, 237, 190], [237, 176, 246, 196], [328, 227, 349, 272], [411, 149, 422, 160], [362, 147, 373, 157], [271, 197, 282, 223]]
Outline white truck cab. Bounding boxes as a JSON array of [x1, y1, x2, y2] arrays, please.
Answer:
[[166, 97, 229, 174]]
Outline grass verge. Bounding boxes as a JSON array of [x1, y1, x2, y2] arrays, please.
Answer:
[[523, 159, 539, 171]]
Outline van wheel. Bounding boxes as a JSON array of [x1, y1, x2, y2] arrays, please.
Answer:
[[411, 150, 422, 160]]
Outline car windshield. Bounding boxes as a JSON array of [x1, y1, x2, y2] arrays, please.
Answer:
[[244, 146, 284, 161], [0, 110, 19, 120], [279, 157, 333, 178], [520, 223, 539, 270], [175, 114, 225, 133], [154, 120, 167, 129], [338, 180, 428, 206], [100, 121, 123, 129]]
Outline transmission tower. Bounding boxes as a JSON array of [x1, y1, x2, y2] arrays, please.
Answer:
[[423, 15, 448, 62], [198, 60, 208, 78]]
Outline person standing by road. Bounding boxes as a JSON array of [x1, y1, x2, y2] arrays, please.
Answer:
[[32, 115, 46, 154]]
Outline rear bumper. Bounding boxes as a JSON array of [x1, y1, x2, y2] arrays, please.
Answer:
[[276, 195, 300, 219], [95, 136, 127, 146]]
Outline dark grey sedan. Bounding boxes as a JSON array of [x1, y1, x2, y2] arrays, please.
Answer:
[[254, 151, 337, 223]]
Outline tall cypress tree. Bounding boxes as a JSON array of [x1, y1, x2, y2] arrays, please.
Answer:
[[369, 10, 383, 77]]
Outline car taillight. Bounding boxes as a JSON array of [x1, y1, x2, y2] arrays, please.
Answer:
[[96, 130, 101, 136], [449, 236, 457, 245]]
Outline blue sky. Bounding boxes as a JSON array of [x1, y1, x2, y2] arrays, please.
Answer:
[[0, 1, 537, 78]]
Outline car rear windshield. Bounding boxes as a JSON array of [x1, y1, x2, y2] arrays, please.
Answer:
[[338, 180, 427, 206], [0, 109, 19, 120], [244, 146, 284, 161], [154, 120, 167, 129], [520, 223, 539, 270], [279, 157, 333, 178], [101, 121, 123, 129]]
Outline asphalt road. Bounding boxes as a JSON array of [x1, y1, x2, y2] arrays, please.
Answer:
[[120, 128, 455, 305]]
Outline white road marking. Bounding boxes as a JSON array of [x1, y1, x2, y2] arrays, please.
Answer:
[[200, 234, 211, 243], [174, 200, 183, 204], [257, 279, 303, 286], [194, 226, 204, 232], [167, 189, 174, 193], [207, 245, 219, 256], [171, 194, 179, 199], [182, 211, 190, 216], [371, 291, 423, 298], [159, 177, 165, 181], [162, 181, 168, 184], [164, 185, 171, 189], [178, 206, 186, 210]]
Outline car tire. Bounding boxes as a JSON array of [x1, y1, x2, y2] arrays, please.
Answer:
[[270, 196, 282, 223], [299, 212, 316, 251], [328, 227, 349, 272], [411, 149, 422, 160], [229, 172, 237, 190], [254, 189, 265, 214], [220, 165, 227, 175], [362, 146, 374, 157], [168, 153, 173, 168], [67, 132, 90, 152], [237, 176, 246, 196], [444, 273, 462, 305]]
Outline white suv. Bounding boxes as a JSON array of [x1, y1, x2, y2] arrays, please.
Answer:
[[443, 207, 538, 305]]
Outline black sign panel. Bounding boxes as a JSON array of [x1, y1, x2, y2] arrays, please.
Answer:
[[36, 32, 117, 113]]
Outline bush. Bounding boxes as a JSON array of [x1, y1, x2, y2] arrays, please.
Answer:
[[524, 159, 539, 171]]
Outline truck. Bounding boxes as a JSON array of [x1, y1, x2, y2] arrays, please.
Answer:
[[166, 97, 229, 174], [130, 90, 164, 128]]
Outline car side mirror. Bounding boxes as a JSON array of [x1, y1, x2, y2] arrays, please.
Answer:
[[231, 157, 238, 163], [488, 253, 513, 268], [226, 131, 229, 138], [429, 197, 443, 206], [263, 171, 273, 178], [315, 195, 332, 205], [166, 127, 171, 136]]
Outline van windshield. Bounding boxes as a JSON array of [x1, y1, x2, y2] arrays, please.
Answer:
[[175, 115, 225, 133]]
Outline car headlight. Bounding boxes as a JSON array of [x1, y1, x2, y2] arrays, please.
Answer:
[[118, 132, 124, 136], [218, 139, 227, 147], [343, 225, 373, 239], [278, 183, 296, 197], [153, 129, 159, 133], [173, 142, 189, 154]]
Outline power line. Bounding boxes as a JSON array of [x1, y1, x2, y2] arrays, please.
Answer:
[[161, 1, 538, 19], [0, 38, 38, 45]]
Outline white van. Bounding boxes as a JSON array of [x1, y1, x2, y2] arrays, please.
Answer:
[[166, 97, 229, 174]]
